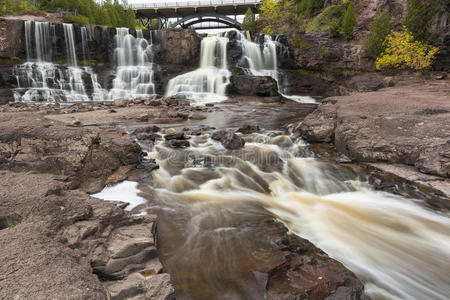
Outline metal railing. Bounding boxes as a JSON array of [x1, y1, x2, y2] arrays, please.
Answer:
[[129, 0, 260, 9]]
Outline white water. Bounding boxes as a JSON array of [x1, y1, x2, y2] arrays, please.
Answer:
[[235, 31, 316, 104], [109, 28, 156, 100], [15, 21, 98, 102], [140, 131, 450, 300], [165, 35, 231, 104]]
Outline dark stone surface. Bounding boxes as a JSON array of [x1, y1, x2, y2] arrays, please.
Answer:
[[229, 75, 279, 97]]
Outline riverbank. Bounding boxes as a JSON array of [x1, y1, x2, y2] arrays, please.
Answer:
[[0, 97, 367, 299], [298, 77, 450, 202]]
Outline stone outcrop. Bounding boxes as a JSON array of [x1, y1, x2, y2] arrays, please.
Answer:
[[229, 75, 279, 97], [0, 171, 175, 300], [298, 80, 450, 178], [285, 32, 375, 71], [0, 18, 24, 59], [0, 112, 141, 193]]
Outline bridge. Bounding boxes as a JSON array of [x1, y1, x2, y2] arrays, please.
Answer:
[[129, 0, 261, 30]]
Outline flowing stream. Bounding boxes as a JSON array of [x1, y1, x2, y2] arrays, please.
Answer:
[[95, 105, 450, 300]]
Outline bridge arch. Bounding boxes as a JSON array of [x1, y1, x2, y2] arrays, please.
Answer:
[[170, 13, 242, 30]]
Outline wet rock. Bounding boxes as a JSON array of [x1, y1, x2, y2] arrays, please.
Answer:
[[237, 124, 261, 134], [133, 125, 161, 134], [136, 132, 161, 142], [167, 139, 190, 148], [229, 75, 279, 97], [211, 130, 228, 141], [166, 97, 190, 107], [220, 132, 246, 150], [164, 132, 186, 141]]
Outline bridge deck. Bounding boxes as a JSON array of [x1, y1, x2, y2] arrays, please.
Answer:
[[130, 0, 260, 18]]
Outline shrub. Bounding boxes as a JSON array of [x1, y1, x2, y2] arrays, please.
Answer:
[[306, 5, 346, 33], [364, 11, 393, 58], [242, 8, 256, 32], [258, 0, 301, 34], [297, 0, 325, 18], [376, 27, 439, 70], [403, 0, 442, 43], [64, 14, 90, 25], [341, 2, 356, 40], [328, 18, 341, 38]]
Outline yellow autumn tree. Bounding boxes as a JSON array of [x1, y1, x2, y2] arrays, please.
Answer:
[[376, 27, 439, 70]]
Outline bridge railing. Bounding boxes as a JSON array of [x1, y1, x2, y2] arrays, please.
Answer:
[[129, 0, 260, 9]]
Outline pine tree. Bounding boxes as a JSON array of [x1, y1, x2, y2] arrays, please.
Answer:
[[342, 2, 356, 40], [242, 8, 256, 32]]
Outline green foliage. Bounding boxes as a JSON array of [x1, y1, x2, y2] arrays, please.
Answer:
[[292, 33, 310, 49], [7, 219, 20, 228], [242, 8, 256, 32], [328, 18, 341, 38], [403, 0, 442, 43], [297, 0, 325, 18], [306, 5, 346, 33], [0, 0, 135, 27], [363, 11, 393, 58], [322, 48, 331, 57], [341, 2, 356, 40], [376, 27, 439, 70], [258, 0, 301, 34]]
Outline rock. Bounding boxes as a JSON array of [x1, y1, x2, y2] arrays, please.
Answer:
[[164, 132, 186, 140], [136, 132, 161, 142], [347, 73, 386, 92], [229, 75, 279, 97], [133, 125, 161, 134], [167, 139, 190, 148], [166, 97, 191, 107], [211, 130, 228, 141], [220, 132, 246, 150], [109, 109, 117, 113], [114, 99, 128, 107], [0, 112, 141, 194], [72, 119, 81, 126], [165, 128, 176, 134], [299, 82, 450, 178], [0, 19, 24, 59], [298, 102, 337, 143], [286, 32, 375, 71], [137, 114, 149, 122], [237, 124, 261, 134]]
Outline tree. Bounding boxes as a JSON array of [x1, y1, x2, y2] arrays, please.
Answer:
[[403, 0, 442, 43], [242, 8, 256, 32], [363, 11, 393, 58], [341, 2, 356, 40], [376, 27, 439, 70]]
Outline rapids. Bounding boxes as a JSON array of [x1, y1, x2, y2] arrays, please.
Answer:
[[95, 107, 450, 299]]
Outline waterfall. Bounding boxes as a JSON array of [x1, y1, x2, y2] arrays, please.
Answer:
[[81, 26, 89, 62], [14, 21, 103, 102], [109, 28, 156, 100], [165, 35, 231, 104], [235, 31, 316, 104]]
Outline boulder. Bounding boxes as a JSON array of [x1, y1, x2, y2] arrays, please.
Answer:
[[229, 75, 279, 97], [237, 125, 261, 134], [220, 132, 246, 150], [164, 132, 186, 141], [347, 73, 386, 92], [167, 139, 190, 148]]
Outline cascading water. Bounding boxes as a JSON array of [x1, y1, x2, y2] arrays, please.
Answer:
[[235, 31, 316, 104], [110, 124, 449, 300], [14, 21, 98, 102], [109, 28, 156, 100], [165, 35, 231, 104]]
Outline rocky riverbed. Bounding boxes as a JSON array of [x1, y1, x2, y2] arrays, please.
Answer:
[[0, 95, 369, 299], [1, 77, 449, 299]]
